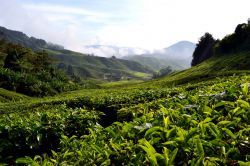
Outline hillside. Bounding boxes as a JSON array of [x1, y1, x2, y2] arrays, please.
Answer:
[[123, 55, 187, 71], [0, 26, 154, 81], [0, 26, 64, 51], [1, 62, 250, 165], [49, 49, 153, 80], [139, 51, 250, 88]]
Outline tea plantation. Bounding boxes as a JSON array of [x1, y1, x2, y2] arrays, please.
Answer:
[[1, 22, 250, 166], [0, 73, 250, 165]]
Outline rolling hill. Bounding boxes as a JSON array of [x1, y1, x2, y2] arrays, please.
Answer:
[[0, 26, 154, 81], [49, 49, 154, 80]]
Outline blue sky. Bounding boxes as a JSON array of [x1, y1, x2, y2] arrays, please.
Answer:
[[1, 0, 250, 56]]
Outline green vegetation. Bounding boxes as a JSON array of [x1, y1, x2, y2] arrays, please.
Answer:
[[192, 23, 250, 66], [0, 26, 154, 81], [0, 88, 30, 103], [191, 33, 216, 66], [0, 42, 78, 96], [153, 66, 173, 78], [0, 26, 64, 51], [101, 80, 143, 88], [52, 50, 154, 81], [143, 51, 250, 88], [1, 74, 250, 165], [0, 22, 250, 165]]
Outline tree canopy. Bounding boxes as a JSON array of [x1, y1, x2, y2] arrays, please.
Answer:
[[3, 43, 51, 72], [217, 23, 250, 53], [191, 33, 216, 66]]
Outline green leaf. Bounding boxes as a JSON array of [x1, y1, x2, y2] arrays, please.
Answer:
[[163, 147, 169, 165], [213, 101, 227, 109], [231, 107, 241, 115], [166, 127, 176, 139], [34, 155, 42, 162], [222, 128, 236, 139], [163, 116, 171, 129], [63, 150, 74, 159], [51, 150, 58, 158], [203, 117, 213, 124], [185, 128, 198, 142], [50, 159, 57, 163], [203, 157, 221, 166], [238, 161, 250, 166], [169, 148, 178, 165], [217, 120, 232, 126], [207, 123, 219, 138], [145, 126, 164, 138], [242, 83, 249, 96], [139, 139, 158, 166], [237, 99, 250, 107], [162, 141, 177, 146], [16, 157, 38, 165], [204, 106, 213, 113], [195, 156, 204, 166], [196, 138, 204, 157]]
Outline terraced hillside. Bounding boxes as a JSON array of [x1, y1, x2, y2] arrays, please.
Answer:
[[48, 49, 153, 80]]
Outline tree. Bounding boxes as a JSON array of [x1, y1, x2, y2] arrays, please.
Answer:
[[33, 50, 51, 71], [191, 33, 216, 66], [234, 23, 248, 41], [217, 23, 250, 53], [3, 44, 28, 71]]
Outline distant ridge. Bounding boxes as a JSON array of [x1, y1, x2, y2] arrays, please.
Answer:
[[123, 41, 195, 71], [0, 26, 64, 50]]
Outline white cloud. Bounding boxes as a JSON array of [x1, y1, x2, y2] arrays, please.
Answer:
[[23, 3, 110, 22], [1, 0, 250, 57]]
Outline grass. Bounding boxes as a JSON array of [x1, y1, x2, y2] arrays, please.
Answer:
[[100, 80, 143, 88], [0, 88, 30, 103], [134, 51, 250, 88], [130, 71, 152, 78]]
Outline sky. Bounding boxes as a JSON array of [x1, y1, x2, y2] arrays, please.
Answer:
[[1, 0, 250, 56]]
